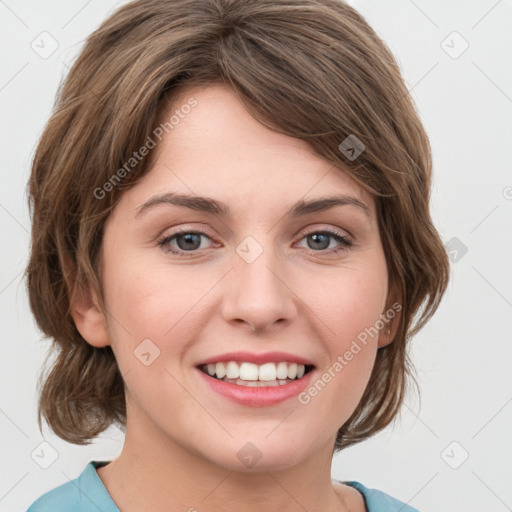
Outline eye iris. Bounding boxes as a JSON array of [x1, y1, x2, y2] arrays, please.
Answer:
[[168, 232, 342, 253], [177, 233, 201, 251], [308, 233, 329, 250]]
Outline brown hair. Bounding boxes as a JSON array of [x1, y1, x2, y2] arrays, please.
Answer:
[[26, 0, 449, 450]]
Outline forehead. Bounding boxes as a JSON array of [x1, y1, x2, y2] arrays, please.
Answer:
[[115, 83, 375, 220]]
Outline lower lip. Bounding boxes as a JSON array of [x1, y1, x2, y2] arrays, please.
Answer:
[[196, 367, 315, 406]]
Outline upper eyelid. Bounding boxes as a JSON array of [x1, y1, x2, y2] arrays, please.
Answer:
[[159, 226, 352, 247], [160, 223, 351, 239]]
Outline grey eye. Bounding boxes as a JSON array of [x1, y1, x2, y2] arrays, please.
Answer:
[[174, 233, 203, 251], [306, 233, 331, 250]]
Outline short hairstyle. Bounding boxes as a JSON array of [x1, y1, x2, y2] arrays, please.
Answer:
[[26, 0, 449, 450]]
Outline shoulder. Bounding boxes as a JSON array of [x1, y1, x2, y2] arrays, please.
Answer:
[[342, 481, 420, 512], [26, 461, 118, 512]]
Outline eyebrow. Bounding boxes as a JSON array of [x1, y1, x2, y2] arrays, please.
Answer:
[[135, 192, 370, 218]]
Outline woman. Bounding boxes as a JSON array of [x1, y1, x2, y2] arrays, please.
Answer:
[[26, 1, 449, 510]]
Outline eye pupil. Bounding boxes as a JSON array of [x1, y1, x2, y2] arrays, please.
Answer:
[[162, 230, 348, 256], [308, 233, 329, 250], [177, 233, 201, 251]]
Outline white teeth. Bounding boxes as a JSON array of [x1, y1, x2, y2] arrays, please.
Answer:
[[239, 362, 259, 381], [220, 377, 290, 387], [202, 361, 309, 381], [216, 362, 226, 379], [225, 361, 239, 379], [259, 362, 277, 381], [287, 363, 298, 379], [274, 361, 287, 379]]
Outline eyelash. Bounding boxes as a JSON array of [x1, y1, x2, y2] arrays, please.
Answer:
[[157, 228, 352, 257]]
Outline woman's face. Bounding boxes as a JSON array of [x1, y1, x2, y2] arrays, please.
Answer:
[[96, 83, 390, 471]]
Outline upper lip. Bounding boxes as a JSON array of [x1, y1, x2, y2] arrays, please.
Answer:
[[195, 351, 315, 367]]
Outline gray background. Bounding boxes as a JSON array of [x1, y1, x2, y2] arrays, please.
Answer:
[[1, 1, 511, 511]]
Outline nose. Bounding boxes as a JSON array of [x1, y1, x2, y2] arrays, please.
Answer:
[[220, 241, 298, 334]]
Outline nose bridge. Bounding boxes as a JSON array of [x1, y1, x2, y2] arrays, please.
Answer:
[[220, 234, 297, 332]]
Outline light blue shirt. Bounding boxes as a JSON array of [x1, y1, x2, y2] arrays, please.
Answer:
[[27, 461, 420, 511]]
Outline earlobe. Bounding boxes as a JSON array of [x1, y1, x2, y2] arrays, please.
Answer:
[[70, 283, 111, 348], [63, 255, 110, 348], [377, 296, 402, 348], [377, 323, 397, 348]]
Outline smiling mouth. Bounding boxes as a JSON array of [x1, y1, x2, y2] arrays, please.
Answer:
[[198, 361, 315, 387]]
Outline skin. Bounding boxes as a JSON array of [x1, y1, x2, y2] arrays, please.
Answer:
[[72, 83, 399, 512]]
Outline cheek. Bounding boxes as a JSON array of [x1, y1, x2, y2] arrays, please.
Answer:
[[301, 261, 387, 409], [100, 259, 200, 400], [331, 280, 386, 343], [101, 256, 219, 366], [104, 256, 194, 327], [308, 260, 388, 347]]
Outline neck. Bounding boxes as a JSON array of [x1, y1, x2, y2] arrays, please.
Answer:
[[98, 415, 354, 511]]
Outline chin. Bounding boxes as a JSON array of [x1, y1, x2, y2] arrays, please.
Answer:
[[203, 436, 311, 473]]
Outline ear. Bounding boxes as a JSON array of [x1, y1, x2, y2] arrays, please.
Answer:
[[377, 286, 402, 348], [70, 283, 111, 348], [64, 256, 110, 348]]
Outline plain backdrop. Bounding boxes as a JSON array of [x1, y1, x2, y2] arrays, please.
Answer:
[[1, 1, 511, 511]]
